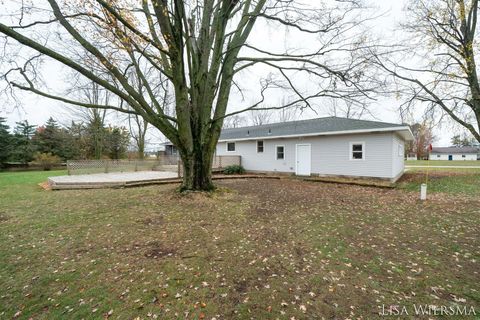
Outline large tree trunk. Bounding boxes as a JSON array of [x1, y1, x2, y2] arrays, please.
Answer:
[[177, 115, 221, 191], [180, 147, 215, 191]]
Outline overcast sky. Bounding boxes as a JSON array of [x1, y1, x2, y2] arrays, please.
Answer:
[[0, 0, 468, 148]]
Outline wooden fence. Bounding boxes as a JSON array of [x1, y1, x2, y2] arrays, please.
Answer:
[[177, 155, 241, 177], [66, 157, 178, 175], [213, 155, 241, 168], [67, 155, 241, 177]]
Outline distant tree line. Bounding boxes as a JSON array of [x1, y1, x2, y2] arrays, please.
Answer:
[[450, 135, 478, 147], [0, 116, 129, 168]]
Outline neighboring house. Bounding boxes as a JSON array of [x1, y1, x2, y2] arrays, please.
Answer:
[[216, 117, 413, 182], [160, 142, 178, 156], [429, 147, 478, 161]]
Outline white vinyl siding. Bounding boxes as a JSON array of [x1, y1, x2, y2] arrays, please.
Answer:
[[217, 132, 402, 179], [430, 153, 477, 161], [391, 134, 405, 179]]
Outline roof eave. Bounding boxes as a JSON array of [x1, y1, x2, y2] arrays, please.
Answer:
[[218, 126, 414, 142]]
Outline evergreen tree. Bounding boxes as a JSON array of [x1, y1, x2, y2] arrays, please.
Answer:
[[85, 111, 107, 160], [33, 117, 61, 155], [10, 120, 36, 163], [0, 117, 12, 166], [67, 121, 89, 160], [105, 127, 129, 159], [56, 127, 81, 160], [32, 117, 80, 160]]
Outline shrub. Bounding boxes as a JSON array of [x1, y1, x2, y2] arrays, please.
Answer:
[[32, 152, 61, 171], [223, 164, 245, 175]]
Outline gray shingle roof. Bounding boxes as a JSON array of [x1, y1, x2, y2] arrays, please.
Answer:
[[219, 116, 408, 140], [431, 147, 479, 154]]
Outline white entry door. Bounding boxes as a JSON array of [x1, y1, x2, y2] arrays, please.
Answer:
[[296, 144, 311, 176]]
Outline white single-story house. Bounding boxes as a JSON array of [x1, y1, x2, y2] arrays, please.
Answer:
[[429, 147, 479, 161], [216, 117, 414, 182]]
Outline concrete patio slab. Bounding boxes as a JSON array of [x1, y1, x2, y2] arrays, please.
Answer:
[[47, 172, 282, 190], [48, 171, 178, 189]]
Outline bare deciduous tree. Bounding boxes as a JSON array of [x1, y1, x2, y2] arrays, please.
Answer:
[[277, 99, 299, 122], [406, 121, 436, 160], [327, 98, 373, 119], [127, 113, 148, 159], [222, 114, 246, 129], [67, 81, 110, 159], [249, 109, 273, 126], [375, 0, 480, 142], [0, 0, 380, 190]]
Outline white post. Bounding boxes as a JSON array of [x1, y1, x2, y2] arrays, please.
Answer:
[[420, 183, 427, 200]]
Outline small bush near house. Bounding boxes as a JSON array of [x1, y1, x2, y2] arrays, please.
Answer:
[[32, 152, 61, 171], [223, 164, 245, 175]]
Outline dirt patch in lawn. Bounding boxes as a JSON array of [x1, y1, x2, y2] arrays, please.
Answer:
[[137, 215, 164, 226], [119, 240, 177, 259], [144, 243, 176, 259], [0, 212, 9, 222]]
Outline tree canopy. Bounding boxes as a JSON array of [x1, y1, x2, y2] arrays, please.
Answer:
[[375, 0, 480, 143], [0, 116, 131, 166], [0, 0, 379, 190]]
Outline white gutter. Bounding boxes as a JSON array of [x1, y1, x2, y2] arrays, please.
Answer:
[[218, 126, 414, 142]]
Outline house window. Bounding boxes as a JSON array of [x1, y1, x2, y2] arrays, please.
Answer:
[[462, 155, 466, 158], [398, 144, 403, 157], [167, 145, 178, 155], [257, 140, 264, 153], [437, 155, 441, 158], [227, 142, 236, 152], [276, 145, 285, 160], [350, 142, 364, 160]]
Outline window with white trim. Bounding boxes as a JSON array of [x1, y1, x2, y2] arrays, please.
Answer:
[[398, 144, 403, 157], [462, 154, 466, 158], [257, 140, 264, 153], [350, 142, 364, 160], [276, 145, 285, 160], [227, 142, 236, 152]]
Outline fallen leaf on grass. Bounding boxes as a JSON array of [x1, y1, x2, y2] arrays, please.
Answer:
[[104, 309, 113, 318]]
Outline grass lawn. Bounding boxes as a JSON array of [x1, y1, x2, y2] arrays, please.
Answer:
[[406, 160, 479, 166], [398, 168, 480, 196], [0, 171, 479, 319]]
